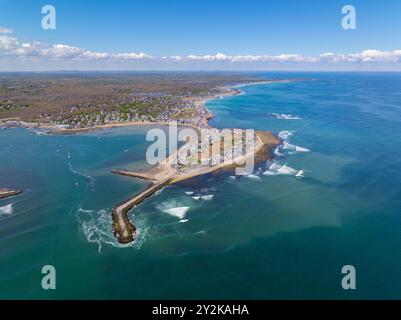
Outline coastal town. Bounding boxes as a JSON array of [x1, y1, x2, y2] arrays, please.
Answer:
[[0, 73, 282, 244], [0, 73, 257, 130]]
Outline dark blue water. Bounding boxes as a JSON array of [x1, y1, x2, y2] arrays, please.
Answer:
[[0, 72, 400, 299]]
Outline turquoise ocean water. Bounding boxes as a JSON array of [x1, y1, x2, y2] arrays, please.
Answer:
[[1, 72, 401, 299]]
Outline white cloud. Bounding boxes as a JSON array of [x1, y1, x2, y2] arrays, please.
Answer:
[[348, 49, 401, 62], [0, 35, 19, 50], [0, 28, 401, 69], [169, 55, 183, 61], [0, 29, 152, 62], [0, 27, 13, 34]]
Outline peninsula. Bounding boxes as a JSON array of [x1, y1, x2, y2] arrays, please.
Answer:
[[111, 129, 279, 244], [0, 72, 286, 244]]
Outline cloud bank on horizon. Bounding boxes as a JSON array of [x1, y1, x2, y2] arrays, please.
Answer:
[[1, 27, 401, 71]]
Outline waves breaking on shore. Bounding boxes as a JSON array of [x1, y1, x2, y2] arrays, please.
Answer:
[[76, 207, 148, 252]]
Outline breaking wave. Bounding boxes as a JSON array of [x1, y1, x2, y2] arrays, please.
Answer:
[[274, 146, 284, 157], [296, 170, 305, 178], [278, 130, 294, 141], [245, 173, 262, 180], [0, 203, 13, 216], [163, 207, 190, 219], [200, 195, 214, 201], [76, 207, 147, 252], [271, 113, 302, 120], [27, 128, 52, 136], [283, 142, 311, 153], [277, 164, 299, 175], [156, 200, 192, 219], [263, 162, 306, 178]]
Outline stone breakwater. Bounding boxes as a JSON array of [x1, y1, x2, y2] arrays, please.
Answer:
[[0, 188, 22, 199], [111, 131, 279, 244]]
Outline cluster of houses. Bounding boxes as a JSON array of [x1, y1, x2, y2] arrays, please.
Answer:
[[46, 89, 222, 129], [0, 101, 27, 112], [173, 128, 250, 169]]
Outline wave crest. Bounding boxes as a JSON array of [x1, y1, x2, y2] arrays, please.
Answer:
[[0, 203, 13, 216]]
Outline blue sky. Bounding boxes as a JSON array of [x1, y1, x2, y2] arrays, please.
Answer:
[[0, 0, 401, 70]]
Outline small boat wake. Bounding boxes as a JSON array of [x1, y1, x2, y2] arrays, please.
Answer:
[[68, 162, 95, 188]]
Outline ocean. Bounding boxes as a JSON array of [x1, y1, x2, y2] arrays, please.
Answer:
[[1, 72, 401, 299]]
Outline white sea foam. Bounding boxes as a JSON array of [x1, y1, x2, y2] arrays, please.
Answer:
[[0, 203, 13, 216], [271, 113, 301, 120], [185, 191, 194, 195], [77, 208, 95, 214], [28, 128, 52, 136], [200, 195, 214, 201], [76, 207, 147, 252], [179, 219, 189, 223], [296, 170, 305, 178], [283, 142, 296, 150], [163, 207, 190, 219], [229, 175, 236, 180], [278, 130, 293, 140], [269, 163, 282, 171], [295, 146, 311, 152], [283, 142, 310, 153], [263, 170, 278, 176], [266, 162, 305, 178], [154, 188, 164, 196], [277, 164, 299, 175], [192, 196, 201, 200], [245, 173, 261, 180], [274, 146, 284, 157]]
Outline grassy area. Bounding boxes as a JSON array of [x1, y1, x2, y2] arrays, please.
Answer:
[[0, 72, 261, 126]]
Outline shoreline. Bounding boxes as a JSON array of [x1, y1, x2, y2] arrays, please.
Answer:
[[0, 79, 286, 245], [0, 79, 289, 135]]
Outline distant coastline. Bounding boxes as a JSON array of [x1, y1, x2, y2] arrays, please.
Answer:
[[0, 79, 294, 134]]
